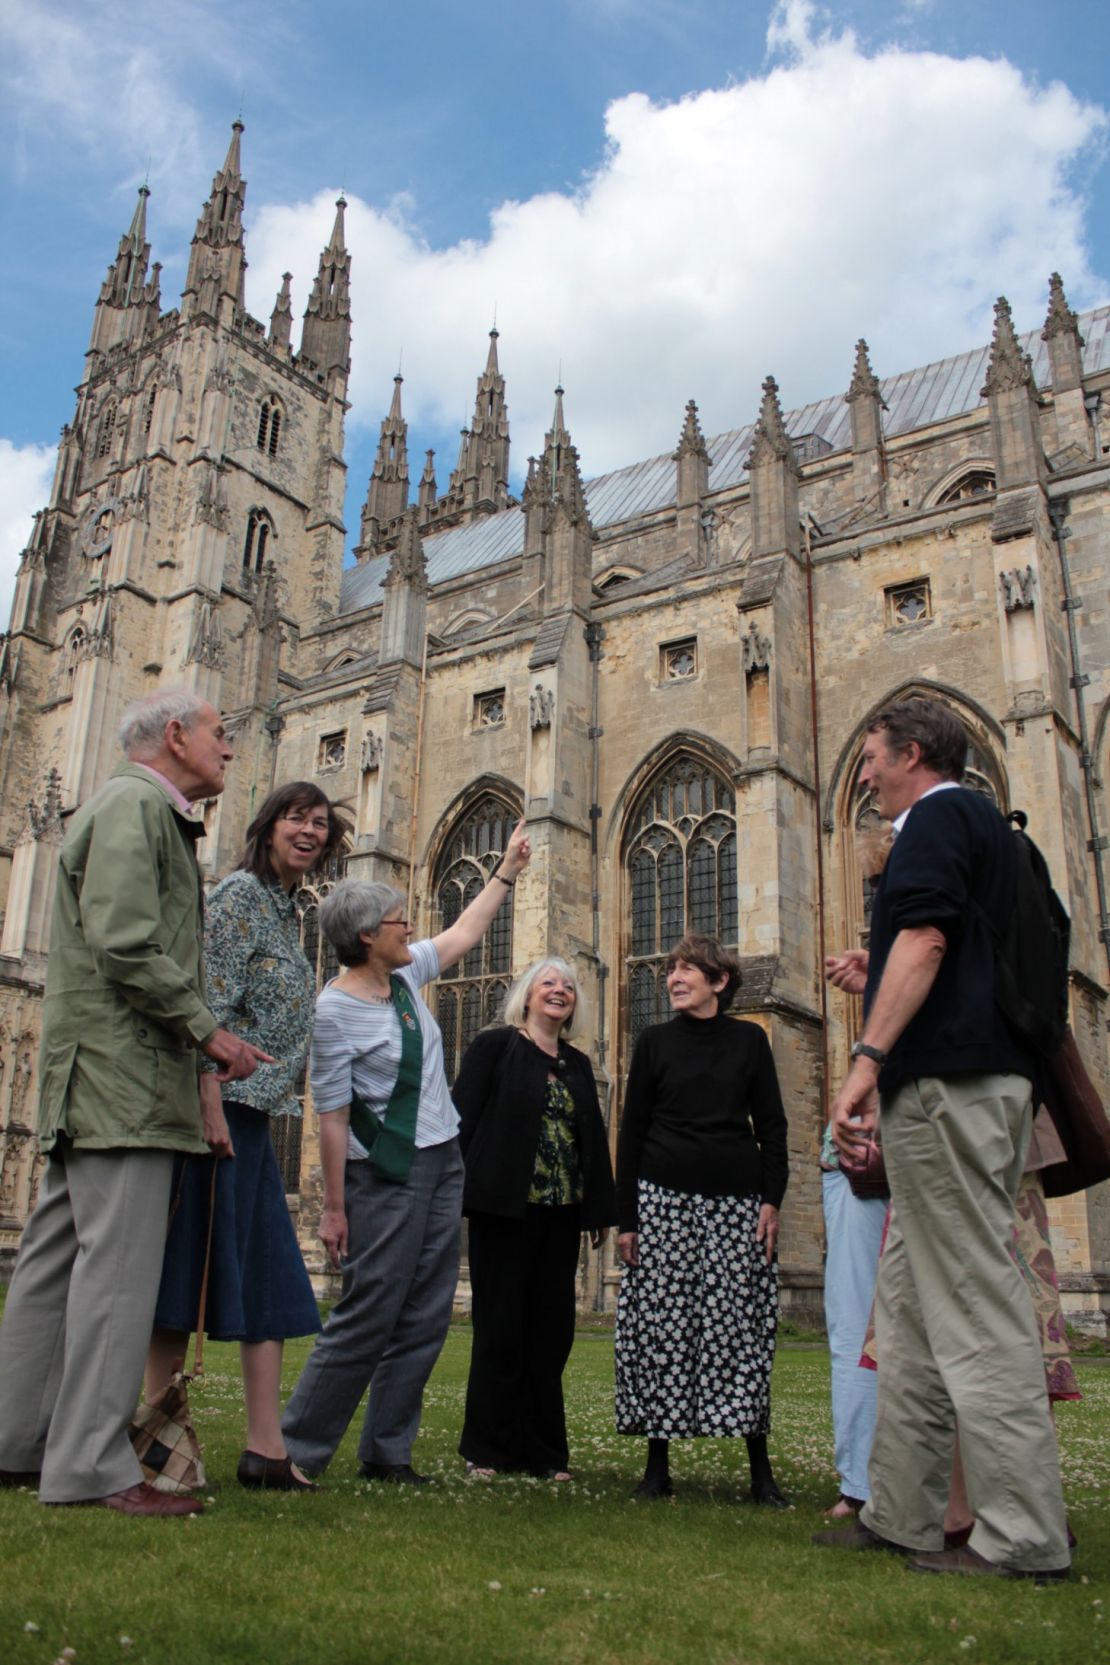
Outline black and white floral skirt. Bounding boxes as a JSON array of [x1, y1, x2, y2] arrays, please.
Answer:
[[615, 1181, 778, 1438]]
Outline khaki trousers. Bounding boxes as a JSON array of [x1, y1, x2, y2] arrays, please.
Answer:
[[0, 1143, 173, 1502], [859, 1073, 1070, 1574]]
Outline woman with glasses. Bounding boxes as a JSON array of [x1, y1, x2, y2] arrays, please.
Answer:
[[146, 782, 350, 1490], [279, 820, 531, 1485]]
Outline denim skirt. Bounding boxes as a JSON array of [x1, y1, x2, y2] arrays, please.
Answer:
[[153, 1101, 321, 1343]]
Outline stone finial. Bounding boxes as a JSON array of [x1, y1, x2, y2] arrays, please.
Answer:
[[269, 272, 294, 350], [846, 339, 886, 408], [384, 507, 427, 592], [673, 399, 709, 461], [1042, 273, 1084, 345], [981, 297, 1036, 398], [746, 376, 798, 473], [300, 196, 352, 373]]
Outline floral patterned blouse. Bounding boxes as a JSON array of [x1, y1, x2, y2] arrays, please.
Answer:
[[203, 868, 315, 1118], [528, 1074, 583, 1207]]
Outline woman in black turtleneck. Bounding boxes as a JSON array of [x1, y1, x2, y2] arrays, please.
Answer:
[[614, 934, 790, 1505]]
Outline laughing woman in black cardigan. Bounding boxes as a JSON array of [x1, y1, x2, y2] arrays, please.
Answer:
[[615, 934, 790, 1505], [454, 958, 616, 1479]]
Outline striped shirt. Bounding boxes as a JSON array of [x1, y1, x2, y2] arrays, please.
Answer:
[[309, 939, 458, 1160]]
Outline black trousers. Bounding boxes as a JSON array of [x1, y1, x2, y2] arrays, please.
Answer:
[[459, 1205, 582, 1474]]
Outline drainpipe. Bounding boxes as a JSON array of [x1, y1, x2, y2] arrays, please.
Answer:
[[803, 520, 830, 1121], [585, 619, 612, 1311], [1046, 499, 1110, 983]]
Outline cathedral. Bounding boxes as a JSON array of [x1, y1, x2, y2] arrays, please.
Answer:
[[2, 122, 1109, 1328]]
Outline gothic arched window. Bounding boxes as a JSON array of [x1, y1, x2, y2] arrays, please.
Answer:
[[623, 753, 738, 1049], [937, 468, 995, 506], [257, 397, 283, 457], [95, 402, 116, 461], [242, 509, 275, 575], [143, 385, 157, 436], [432, 792, 519, 1081]]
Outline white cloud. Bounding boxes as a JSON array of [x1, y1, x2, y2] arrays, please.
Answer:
[[244, 4, 1107, 483], [0, 441, 55, 628]]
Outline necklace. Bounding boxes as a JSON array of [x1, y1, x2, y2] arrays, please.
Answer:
[[520, 1026, 559, 1059]]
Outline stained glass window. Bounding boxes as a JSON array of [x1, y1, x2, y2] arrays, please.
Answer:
[[433, 792, 519, 1081], [623, 755, 738, 1050]]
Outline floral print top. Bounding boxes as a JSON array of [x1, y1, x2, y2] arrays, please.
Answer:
[[528, 1074, 583, 1207], [203, 868, 315, 1118]]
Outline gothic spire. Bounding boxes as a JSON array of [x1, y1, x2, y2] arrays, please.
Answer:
[[300, 196, 352, 376], [981, 297, 1036, 397], [1041, 272, 1085, 397], [461, 327, 511, 513], [1043, 272, 1082, 343], [417, 449, 438, 521], [87, 185, 155, 359], [541, 385, 588, 521], [183, 120, 247, 318], [269, 272, 293, 352], [673, 399, 709, 462], [746, 376, 798, 473], [354, 374, 409, 559], [846, 339, 885, 407]]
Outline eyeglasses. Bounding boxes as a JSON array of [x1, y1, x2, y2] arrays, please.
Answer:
[[280, 811, 331, 835], [381, 918, 411, 930]]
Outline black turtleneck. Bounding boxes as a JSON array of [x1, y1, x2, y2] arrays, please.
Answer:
[[615, 1012, 789, 1232]]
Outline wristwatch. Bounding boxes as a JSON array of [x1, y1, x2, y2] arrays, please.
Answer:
[[850, 1041, 887, 1066]]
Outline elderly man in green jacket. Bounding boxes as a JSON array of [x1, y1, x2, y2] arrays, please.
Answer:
[[0, 689, 269, 1517]]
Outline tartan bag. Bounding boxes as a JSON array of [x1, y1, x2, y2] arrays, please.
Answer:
[[129, 1164, 217, 1495]]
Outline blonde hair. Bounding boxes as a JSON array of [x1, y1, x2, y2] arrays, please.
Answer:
[[502, 957, 584, 1037]]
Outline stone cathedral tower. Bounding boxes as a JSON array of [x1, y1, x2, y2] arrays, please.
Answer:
[[0, 124, 351, 1232]]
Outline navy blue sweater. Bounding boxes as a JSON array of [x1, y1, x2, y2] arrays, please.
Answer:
[[865, 787, 1035, 1092]]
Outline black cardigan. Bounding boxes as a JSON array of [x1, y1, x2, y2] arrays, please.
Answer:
[[453, 1026, 617, 1230]]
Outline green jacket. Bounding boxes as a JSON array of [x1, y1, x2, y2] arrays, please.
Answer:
[[36, 763, 218, 1153]]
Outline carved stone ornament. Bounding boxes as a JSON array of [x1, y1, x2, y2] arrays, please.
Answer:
[[360, 733, 383, 772], [741, 621, 772, 674], [79, 496, 123, 560], [20, 767, 65, 846], [528, 683, 555, 730], [185, 599, 224, 669], [999, 566, 1036, 612]]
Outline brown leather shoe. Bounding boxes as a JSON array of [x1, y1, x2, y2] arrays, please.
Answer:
[[95, 1483, 203, 1517], [811, 1520, 908, 1553], [910, 1545, 1069, 1584], [0, 1469, 41, 1489]]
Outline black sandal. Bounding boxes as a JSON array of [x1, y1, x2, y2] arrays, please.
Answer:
[[237, 1450, 319, 1492]]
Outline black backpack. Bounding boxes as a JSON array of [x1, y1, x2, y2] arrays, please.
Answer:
[[978, 811, 1070, 1059]]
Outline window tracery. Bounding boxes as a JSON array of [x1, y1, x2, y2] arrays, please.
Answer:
[[432, 793, 519, 1081], [623, 754, 738, 1049]]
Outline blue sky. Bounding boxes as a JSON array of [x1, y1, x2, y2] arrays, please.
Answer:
[[1, 0, 1108, 615]]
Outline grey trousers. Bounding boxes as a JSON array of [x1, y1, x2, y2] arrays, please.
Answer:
[[0, 1143, 174, 1503], [860, 1073, 1070, 1574], [282, 1138, 463, 1474]]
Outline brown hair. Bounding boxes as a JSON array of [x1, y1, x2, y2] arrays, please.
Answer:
[[867, 696, 968, 782], [665, 934, 742, 1013], [238, 781, 351, 883]]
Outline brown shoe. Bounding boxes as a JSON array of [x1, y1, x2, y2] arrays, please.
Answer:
[[812, 1520, 908, 1554], [910, 1545, 1069, 1584], [95, 1483, 203, 1517], [0, 1469, 41, 1489]]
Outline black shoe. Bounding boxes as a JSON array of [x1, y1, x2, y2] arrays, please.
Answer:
[[750, 1477, 791, 1509], [237, 1450, 320, 1492], [359, 1462, 431, 1486], [632, 1472, 673, 1500]]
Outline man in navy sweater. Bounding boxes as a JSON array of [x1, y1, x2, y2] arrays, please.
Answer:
[[814, 696, 1069, 1582]]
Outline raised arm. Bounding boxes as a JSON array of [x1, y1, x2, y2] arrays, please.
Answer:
[[431, 819, 531, 974]]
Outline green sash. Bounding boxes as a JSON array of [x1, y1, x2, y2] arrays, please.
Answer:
[[348, 977, 424, 1184]]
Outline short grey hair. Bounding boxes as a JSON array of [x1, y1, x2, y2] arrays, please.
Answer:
[[320, 880, 406, 968], [501, 957, 584, 1037], [119, 688, 206, 760]]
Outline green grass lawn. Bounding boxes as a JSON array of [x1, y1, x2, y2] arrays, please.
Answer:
[[1, 1326, 1107, 1665]]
